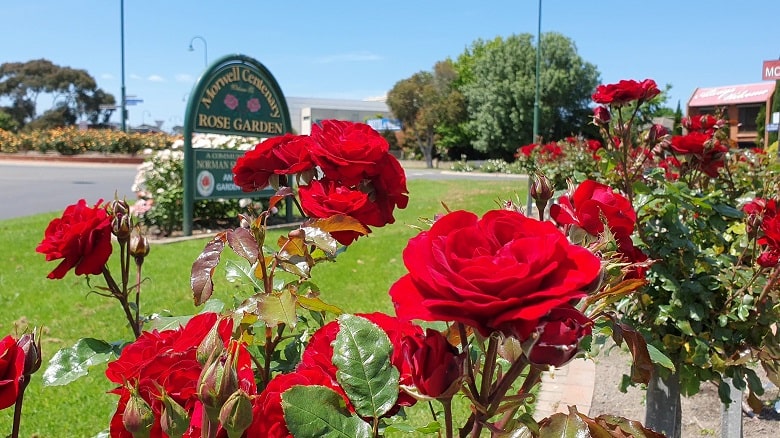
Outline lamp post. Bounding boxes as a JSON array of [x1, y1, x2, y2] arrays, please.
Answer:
[[188, 36, 208, 68], [526, 0, 542, 215], [120, 0, 127, 132]]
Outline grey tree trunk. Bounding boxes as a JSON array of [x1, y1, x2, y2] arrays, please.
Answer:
[[645, 369, 682, 438]]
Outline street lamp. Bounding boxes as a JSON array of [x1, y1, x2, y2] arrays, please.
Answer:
[[526, 0, 543, 216], [188, 36, 208, 68], [120, 0, 127, 132]]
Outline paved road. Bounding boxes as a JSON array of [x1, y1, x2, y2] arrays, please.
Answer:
[[0, 161, 140, 220], [0, 160, 525, 220]]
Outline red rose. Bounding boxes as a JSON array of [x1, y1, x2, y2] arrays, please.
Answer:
[[670, 132, 728, 177], [232, 133, 316, 192], [106, 313, 254, 437], [401, 329, 464, 399], [593, 106, 611, 124], [0, 335, 25, 410], [299, 179, 385, 245], [368, 154, 409, 225], [309, 120, 389, 186], [670, 132, 710, 155], [247, 368, 351, 438], [682, 114, 722, 133], [592, 79, 660, 105], [659, 156, 681, 181], [516, 143, 538, 157], [389, 210, 601, 338], [298, 312, 422, 410], [36, 199, 113, 279], [550, 180, 636, 241], [586, 139, 603, 152], [527, 305, 593, 368]]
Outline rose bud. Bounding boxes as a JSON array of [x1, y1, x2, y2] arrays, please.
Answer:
[[159, 390, 190, 438], [528, 305, 592, 368], [401, 329, 465, 400], [128, 228, 151, 260], [198, 343, 240, 420], [108, 198, 130, 217], [122, 388, 154, 438], [593, 106, 611, 125], [530, 173, 555, 215], [646, 124, 669, 146], [17, 331, 41, 378], [111, 214, 132, 242], [219, 389, 254, 438], [196, 320, 225, 365]]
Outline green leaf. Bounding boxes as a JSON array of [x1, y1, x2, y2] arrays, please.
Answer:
[[282, 385, 372, 438], [236, 289, 298, 328], [224, 259, 263, 291], [646, 343, 675, 372], [713, 203, 744, 219], [333, 314, 399, 418], [538, 409, 589, 437], [383, 422, 441, 434], [297, 295, 344, 316], [43, 338, 123, 386]]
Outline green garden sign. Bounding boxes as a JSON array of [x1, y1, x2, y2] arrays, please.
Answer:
[[182, 54, 293, 235]]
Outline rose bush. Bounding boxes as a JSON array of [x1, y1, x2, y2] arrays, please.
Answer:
[[7, 119, 670, 437], [530, 78, 780, 437]]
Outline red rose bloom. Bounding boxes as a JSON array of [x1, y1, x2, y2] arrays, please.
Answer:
[[550, 179, 636, 241], [247, 368, 349, 438], [389, 210, 601, 338], [527, 305, 593, 368], [297, 312, 422, 411], [36, 199, 113, 279], [309, 120, 389, 186], [0, 335, 25, 410], [592, 79, 660, 105], [106, 313, 254, 438], [365, 154, 409, 226], [233, 133, 316, 192], [298, 179, 385, 245], [670, 132, 728, 177], [516, 143, 538, 158], [401, 329, 464, 399]]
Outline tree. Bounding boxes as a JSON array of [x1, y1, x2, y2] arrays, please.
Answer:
[[673, 100, 683, 135], [387, 61, 467, 168], [0, 59, 115, 130], [460, 33, 600, 159]]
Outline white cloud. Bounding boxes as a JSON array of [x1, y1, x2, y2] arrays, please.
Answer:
[[101, 73, 114, 80], [175, 74, 194, 83], [147, 75, 165, 82], [130, 73, 142, 80], [313, 51, 383, 64]]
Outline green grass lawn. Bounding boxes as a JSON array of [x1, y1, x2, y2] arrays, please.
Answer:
[[0, 178, 526, 437]]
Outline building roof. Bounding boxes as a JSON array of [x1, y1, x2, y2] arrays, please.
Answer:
[[688, 82, 775, 107]]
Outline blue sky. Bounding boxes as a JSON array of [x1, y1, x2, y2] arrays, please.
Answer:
[[3, 0, 780, 130]]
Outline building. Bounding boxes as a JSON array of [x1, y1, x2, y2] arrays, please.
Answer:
[[687, 82, 776, 148], [285, 96, 392, 135]]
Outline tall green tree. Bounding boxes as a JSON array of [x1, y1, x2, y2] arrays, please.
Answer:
[[460, 32, 600, 159], [387, 60, 466, 167], [0, 59, 115, 130]]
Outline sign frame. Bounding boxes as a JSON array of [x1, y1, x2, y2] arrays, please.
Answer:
[[763, 59, 780, 81], [182, 54, 293, 235]]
